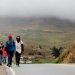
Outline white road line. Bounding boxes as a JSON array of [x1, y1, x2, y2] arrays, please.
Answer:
[[10, 67, 16, 75]]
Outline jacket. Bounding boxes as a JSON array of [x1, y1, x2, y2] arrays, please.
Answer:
[[4, 40, 16, 53], [2, 47, 8, 57]]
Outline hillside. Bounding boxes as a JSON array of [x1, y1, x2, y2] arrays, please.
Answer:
[[62, 41, 75, 63], [54, 41, 75, 63], [0, 17, 75, 49]]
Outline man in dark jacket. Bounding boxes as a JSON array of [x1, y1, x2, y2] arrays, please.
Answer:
[[4, 34, 16, 67]]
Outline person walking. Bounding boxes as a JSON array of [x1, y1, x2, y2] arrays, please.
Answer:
[[0, 43, 3, 65], [2, 46, 8, 64], [15, 36, 24, 66], [4, 34, 16, 67]]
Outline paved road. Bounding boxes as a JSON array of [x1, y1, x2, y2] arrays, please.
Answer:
[[5, 64, 75, 75]]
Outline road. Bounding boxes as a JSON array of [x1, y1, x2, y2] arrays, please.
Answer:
[[5, 64, 75, 75]]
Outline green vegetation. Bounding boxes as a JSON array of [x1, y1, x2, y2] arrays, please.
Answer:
[[51, 46, 63, 58], [52, 49, 69, 63], [24, 58, 55, 64]]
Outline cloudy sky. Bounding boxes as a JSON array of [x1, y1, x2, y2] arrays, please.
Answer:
[[0, 0, 75, 20]]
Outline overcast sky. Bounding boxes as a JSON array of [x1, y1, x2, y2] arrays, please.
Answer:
[[0, 0, 75, 20]]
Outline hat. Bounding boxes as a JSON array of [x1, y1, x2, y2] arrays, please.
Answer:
[[8, 34, 12, 38]]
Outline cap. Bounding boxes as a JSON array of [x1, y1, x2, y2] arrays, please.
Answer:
[[8, 34, 12, 38]]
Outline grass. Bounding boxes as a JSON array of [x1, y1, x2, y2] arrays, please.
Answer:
[[24, 58, 55, 64], [44, 58, 55, 63]]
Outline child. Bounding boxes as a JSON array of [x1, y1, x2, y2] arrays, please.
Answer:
[[2, 47, 8, 64]]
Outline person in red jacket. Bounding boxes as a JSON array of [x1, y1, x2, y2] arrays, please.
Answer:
[[2, 47, 8, 64], [0, 42, 8, 64]]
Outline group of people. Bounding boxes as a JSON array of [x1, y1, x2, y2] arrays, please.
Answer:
[[0, 34, 24, 67]]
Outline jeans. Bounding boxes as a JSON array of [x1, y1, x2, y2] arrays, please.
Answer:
[[15, 52, 21, 65], [8, 51, 14, 65]]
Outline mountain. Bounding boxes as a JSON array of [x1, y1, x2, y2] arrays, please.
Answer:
[[0, 17, 75, 31], [0, 17, 75, 48]]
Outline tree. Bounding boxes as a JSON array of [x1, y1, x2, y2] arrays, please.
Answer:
[[39, 45, 42, 49], [51, 46, 63, 58], [38, 52, 42, 55]]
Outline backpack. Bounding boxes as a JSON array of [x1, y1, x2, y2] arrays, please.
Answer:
[[5, 40, 15, 51], [7, 39, 14, 46]]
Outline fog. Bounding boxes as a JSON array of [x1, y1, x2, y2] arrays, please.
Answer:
[[0, 0, 75, 20]]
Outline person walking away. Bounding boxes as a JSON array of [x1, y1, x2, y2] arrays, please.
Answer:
[[4, 34, 16, 67], [15, 36, 24, 66], [0, 44, 3, 65]]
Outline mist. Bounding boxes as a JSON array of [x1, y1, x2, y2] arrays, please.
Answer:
[[0, 0, 75, 20]]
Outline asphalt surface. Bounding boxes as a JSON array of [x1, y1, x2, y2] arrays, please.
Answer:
[[5, 64, 75, 75]]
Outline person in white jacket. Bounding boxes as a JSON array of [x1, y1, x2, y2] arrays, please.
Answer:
[[15, 36, 24, 66]]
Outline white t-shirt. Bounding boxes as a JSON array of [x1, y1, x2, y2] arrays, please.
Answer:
[[15, 41, 23, 53]]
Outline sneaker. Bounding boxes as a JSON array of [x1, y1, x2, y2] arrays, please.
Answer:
[[17, 65, 20, 67], [7, 64, 9, 66], [16, 63, 19, 67], [8, 64, 11, 67]]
